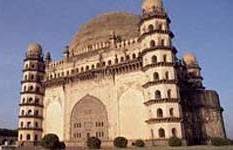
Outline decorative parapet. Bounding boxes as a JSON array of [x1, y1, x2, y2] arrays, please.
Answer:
[[44, 58, 143, 88]]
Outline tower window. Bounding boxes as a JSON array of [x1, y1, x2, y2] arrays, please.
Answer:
[[35, 135, 38, 141], [163, 55, 167, 62], [108, 60, 112, 65], [157, 108, 163, 118], [161, 39, 165, 46], [172, 128, 177, 137], [20, 134, 23, 140], [132, 53, 136, 59], [170, 108, 174, 117], [159, 128, 165, 138], [96, 63, 100, 68], [85, 66, 89, 71], [120, 57, 124, 62], [27, 110, 32, 115], [148, 24, 154, 32], [126, 55, 130, 60], [21, 110, 25, 116], [26, 134, 31, 141], [155, 90, 161, 99], [152, 55, 157, 64], [34, 110, 39, 116], [91, 65, 95, 69], [20, 122, 24, 128], [158, 23, 162, 30], [150, 40, 156, 48], [153, 72, 159, 81], [35, 122, 38, 128], [115, 58, 119, 64], [27, 122, 31, 128], [165, 72, 169, 79], [167, 89, 172, 98]]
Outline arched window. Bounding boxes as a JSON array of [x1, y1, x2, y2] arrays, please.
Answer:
[[115, 58, 119, 64], [21, 110, 24, 116], [91, 65, 95, 69], [120, 57, 124, 62], [29, 86, 33, 91], [22, 98, 26, 103], [102, 62, 106, 66], [24, 75, 28, 80], [172, 128, 177, 137], [81, 67, 84, 72], [150, 40, 156, 48], [96, 63, 100, 68], [126, 55, 130, 60], [155, 90, 161, 99], [23, 86, 27, 92], [158, 23, 162, 30], [28, 97, 33, 103], [157, 108, 163, 118], [26, 134, 31, 141], [152, 55, 157, 64], [148, 24, 154, 32], [27, 122, 31, 128], [86, 66, 89, 71], [108, 60, 112, 65], [34, 110, 39, 116], [170, 108, 174, 117], [30, 75, 34, 80], [25, 64, 29, 69], [161, 39, 165, 46], [167, 89, 171, 98], [165, 72, 169, 79], [20, 122, 23, 128], [27, 110, 32, 115], [132, 53, 136, 59], [35, 122, 38, 128], [35, 135, 38, 141], [153, 72, 159, 81], [35, 98, 39, 104], [159, 128, 165, 138], [163, 55, 167, 62], [20, 134, 23, 140]]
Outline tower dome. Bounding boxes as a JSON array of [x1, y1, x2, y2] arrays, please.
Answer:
[[183, 52, 197, 65], [27, 43, 42, 55], [142, 0, 164, 13]]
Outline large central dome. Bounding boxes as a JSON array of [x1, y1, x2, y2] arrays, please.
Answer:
[[69, 12, 140, 54]]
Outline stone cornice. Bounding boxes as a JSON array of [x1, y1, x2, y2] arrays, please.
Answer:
[[141, 46, 177, 56], [18, 128, 43, 132], [138, 30, 174, 42], [144, 98, 180, 106], [18, 115, 43, 120], [19, 103, 44, 108], [145, 117, 182, 124], [143, 79, 178, 88], [142, 62, 175, 72], [44, 59, 143, 88]]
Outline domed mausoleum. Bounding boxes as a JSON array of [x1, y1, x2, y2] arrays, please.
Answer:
[[18, 0, 226, 147]]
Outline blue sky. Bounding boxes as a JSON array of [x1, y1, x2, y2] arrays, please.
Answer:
[[0, 0, 233, 138]]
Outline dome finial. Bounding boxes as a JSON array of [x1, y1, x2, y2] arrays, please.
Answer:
[[27, 42, 42, 57], [142, 0, 164, 14]]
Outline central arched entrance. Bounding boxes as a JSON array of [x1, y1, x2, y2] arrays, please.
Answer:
[[70, 95, 109, 142]]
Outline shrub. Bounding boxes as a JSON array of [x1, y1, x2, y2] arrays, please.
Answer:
[[58, 141, 66, 149], [113, 137, 128, 148], [40, 134, 60, 149], [40, 134, 65, 149], [168, 137, 182, 147], [211, 137, 231, 146], [87, 137, 101, 149], [134, 139, 145, 147]]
